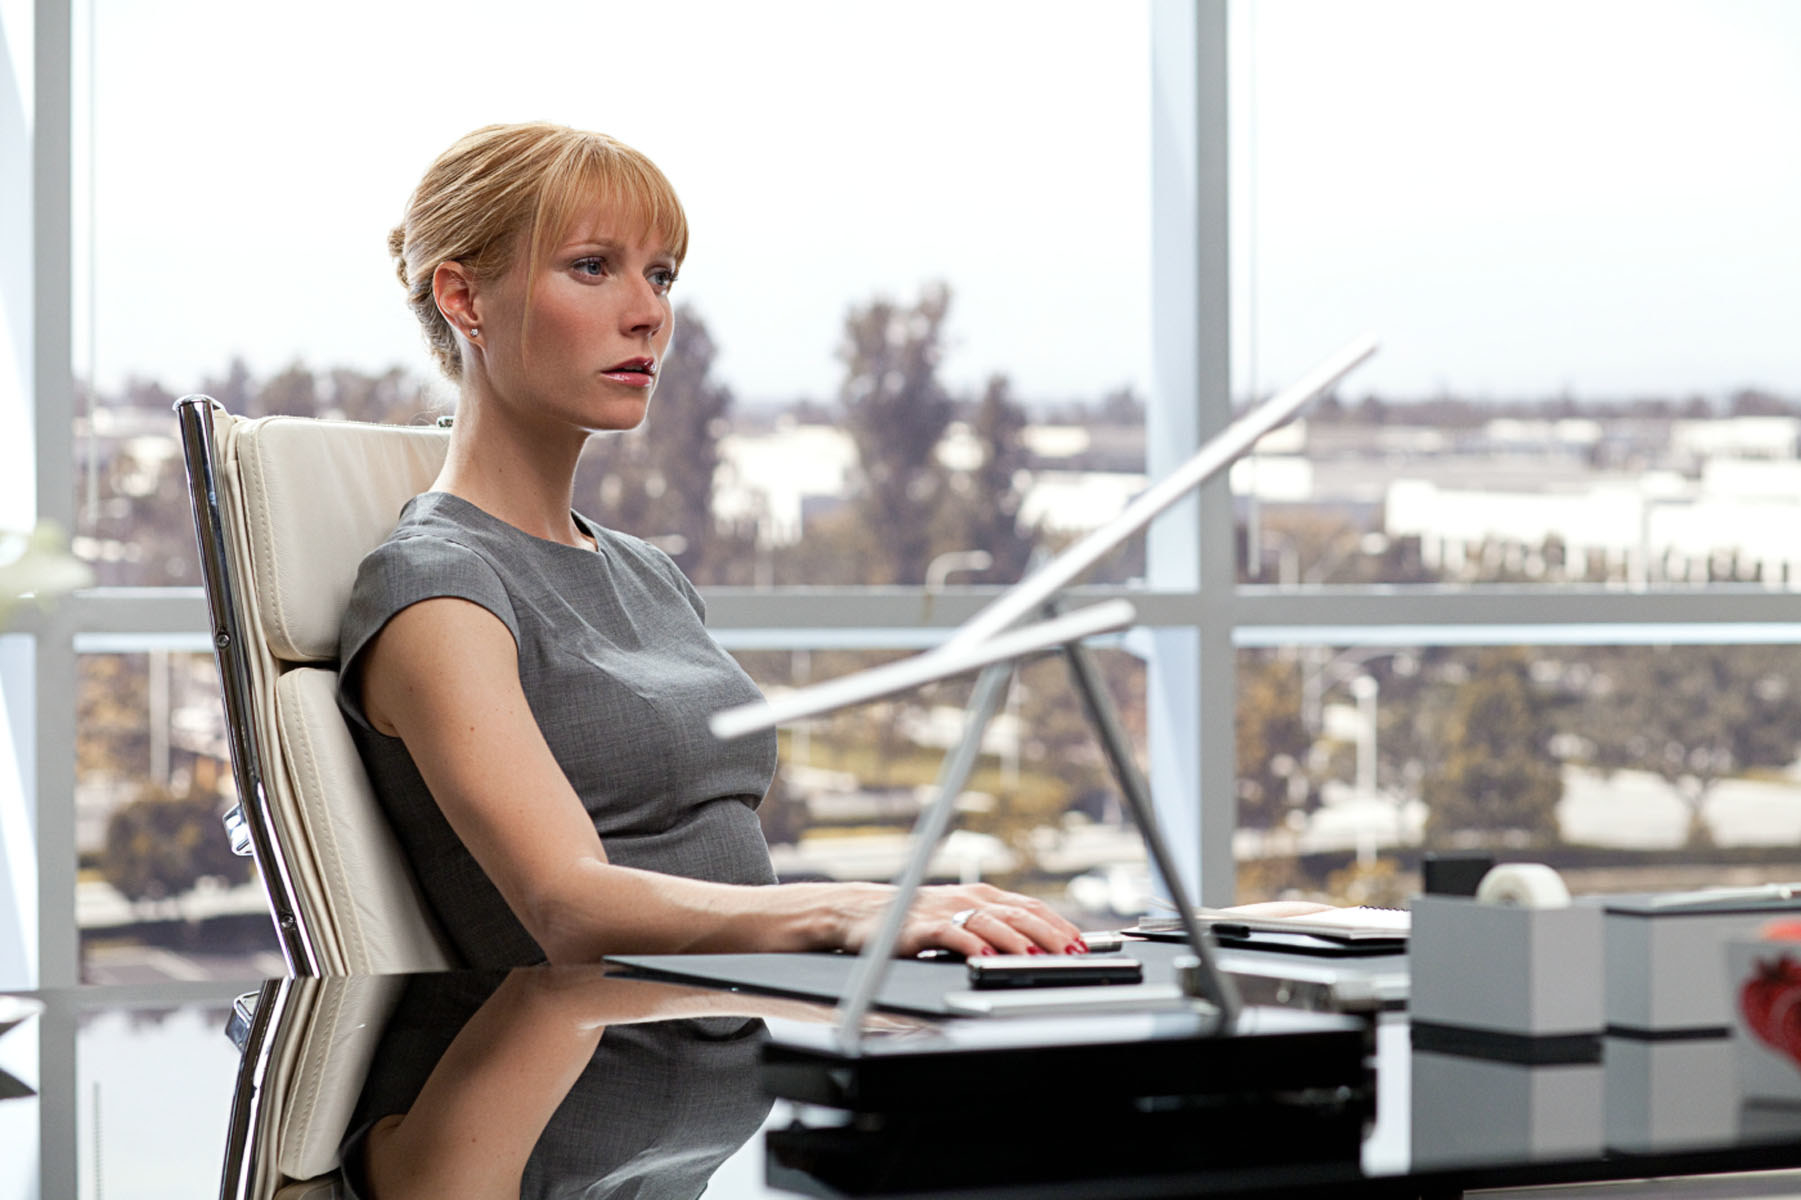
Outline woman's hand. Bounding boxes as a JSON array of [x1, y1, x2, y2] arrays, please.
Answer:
[[834, 881, 1089, 959]]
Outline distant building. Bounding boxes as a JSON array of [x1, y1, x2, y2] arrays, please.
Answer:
[[713, 417, 1151, 546], [1266, 415, 1801, 584]]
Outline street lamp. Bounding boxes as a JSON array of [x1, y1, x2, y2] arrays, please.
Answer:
[[1301, 645, 1416, 733], [925, 549, 994, 590], [1350, 674, 1378, 800]]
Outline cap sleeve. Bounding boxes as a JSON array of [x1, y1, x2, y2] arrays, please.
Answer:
[[336, 534, 521, 734]]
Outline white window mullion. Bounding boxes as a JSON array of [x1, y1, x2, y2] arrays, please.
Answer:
[[30, 0, 75, 992], [1147, 0, 1236, 906]]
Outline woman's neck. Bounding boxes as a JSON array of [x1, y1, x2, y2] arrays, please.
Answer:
[[432, 395, 592, 548]]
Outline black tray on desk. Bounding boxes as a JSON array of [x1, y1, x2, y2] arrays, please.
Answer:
[[767, 1091, 1370, 1198], [764, 1006, 1374, 1197], [761, 1005, 1371, 1113]]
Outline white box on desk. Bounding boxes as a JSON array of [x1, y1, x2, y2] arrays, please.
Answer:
[[1409, 894, 1603, 1037], [1604, 895, 1801, 1034], [1603, 1033, 1736, 1151]]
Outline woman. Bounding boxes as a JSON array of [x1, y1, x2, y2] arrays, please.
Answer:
[[338, 122, 1085, 967]]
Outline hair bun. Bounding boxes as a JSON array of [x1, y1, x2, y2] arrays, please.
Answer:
[[387, 224, 410, 287]]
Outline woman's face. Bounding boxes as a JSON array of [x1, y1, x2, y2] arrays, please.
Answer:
[[473, 206, 678, 435]]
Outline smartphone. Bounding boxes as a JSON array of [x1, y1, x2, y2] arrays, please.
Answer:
[[966, 954, 1144, 990]]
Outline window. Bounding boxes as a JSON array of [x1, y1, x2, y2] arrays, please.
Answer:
[[1232, 0, 1801, 590], [1226, 0, 1801, 903], [25, 1, 1178, 984]]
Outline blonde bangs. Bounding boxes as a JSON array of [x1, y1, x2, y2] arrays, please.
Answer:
[[527, 135, 690, 275]]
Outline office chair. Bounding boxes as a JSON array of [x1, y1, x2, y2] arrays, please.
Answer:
[[220, 974, 405, 1199], [177, 396, 456, 975]]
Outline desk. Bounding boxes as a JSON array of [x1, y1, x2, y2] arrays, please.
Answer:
[[5, 963, 1801, 1199]]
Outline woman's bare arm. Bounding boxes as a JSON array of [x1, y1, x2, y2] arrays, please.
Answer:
[[359, 597, 1085, 962]]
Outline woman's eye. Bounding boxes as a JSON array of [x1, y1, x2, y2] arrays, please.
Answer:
[[649, 267, 678, 293], [572, 257, 607, 277]]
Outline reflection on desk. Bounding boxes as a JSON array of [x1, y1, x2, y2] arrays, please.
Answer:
[[10, 951, 1801, 1199], [227, 966, 828, 1199]]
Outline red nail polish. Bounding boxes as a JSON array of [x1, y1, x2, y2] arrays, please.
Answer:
[[1026, 945, 1043, 955], [1066, 942, 1085, 955], [979, 946, 997, 956]]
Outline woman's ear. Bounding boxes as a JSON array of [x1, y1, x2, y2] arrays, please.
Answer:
[[432, 260, 479, 339]]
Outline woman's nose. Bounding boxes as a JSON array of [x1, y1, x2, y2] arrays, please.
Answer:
[[623, 278, 665, 336]]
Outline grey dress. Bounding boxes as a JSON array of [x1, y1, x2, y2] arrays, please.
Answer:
[[338, 491, 778, 966]]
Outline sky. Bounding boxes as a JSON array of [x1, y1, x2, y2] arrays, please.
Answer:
[[65, 0, 1801, 408]]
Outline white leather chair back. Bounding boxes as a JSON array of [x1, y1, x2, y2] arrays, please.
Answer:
[[198, 405, 457, 975], [230, 416, 454, 662]]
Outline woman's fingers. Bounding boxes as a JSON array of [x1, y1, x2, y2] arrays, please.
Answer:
[[914, 888, 1089, 957], [969, 887, 1088, 952], [958, 905, 1058, 955]]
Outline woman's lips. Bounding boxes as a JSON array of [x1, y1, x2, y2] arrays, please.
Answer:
[[601, 358, 656, 388]]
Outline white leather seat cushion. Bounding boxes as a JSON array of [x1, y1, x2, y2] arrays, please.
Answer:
[[234, 417, 449, 663], [275, 666, 453, 976]]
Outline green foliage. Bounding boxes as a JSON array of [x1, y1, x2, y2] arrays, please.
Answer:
[[1421, 649, 1562, 844], [78, 655, 152, 778], [1236, 653, 1313, 828], [0, 521, 93, 629], [101, 784, 250, 903]]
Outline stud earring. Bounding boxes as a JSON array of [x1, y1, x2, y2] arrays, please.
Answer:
[[468, 326, 479, 338]]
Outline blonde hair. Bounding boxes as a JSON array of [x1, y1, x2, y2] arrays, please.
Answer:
[[389, 122, 689, 379]]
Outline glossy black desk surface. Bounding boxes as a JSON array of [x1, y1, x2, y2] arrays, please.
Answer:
[[5, 960, 1801, 1199]]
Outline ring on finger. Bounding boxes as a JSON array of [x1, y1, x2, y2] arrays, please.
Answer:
[[950, 907, 979, 929]]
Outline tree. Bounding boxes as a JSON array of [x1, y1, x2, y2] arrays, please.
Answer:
[[1574, 646, 1801, 846], [100, 783, 250, 903], [1421, 649, 1562, 845], [78, 653, 151, 778], [1236, 653, 1314, 828], [254, 361, 319, 419], [939, 374, 1037, 583], [327, 365, 442, 425], [836, 282, 956, 584], [1098, 385, 1144, 425], [200, 357, 256, 414]]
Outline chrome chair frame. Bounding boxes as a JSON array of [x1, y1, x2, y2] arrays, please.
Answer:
[[218, 978, 296, 1200], [177, 394, 321, 974]]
